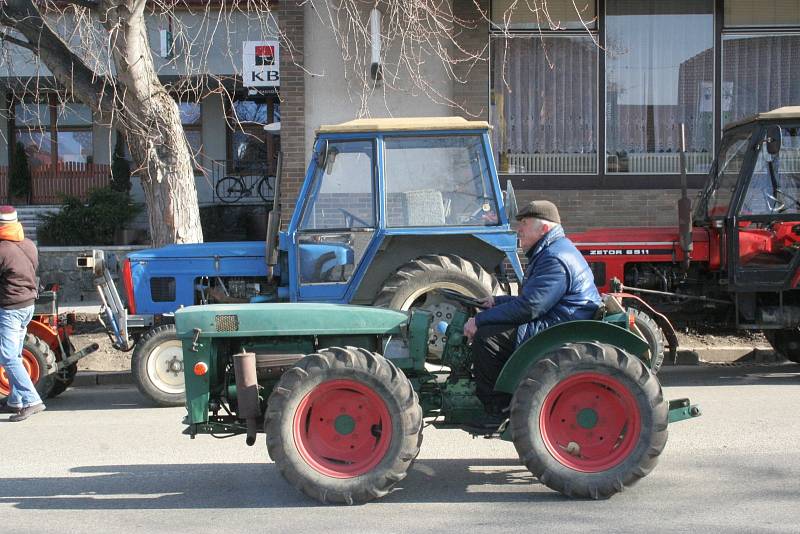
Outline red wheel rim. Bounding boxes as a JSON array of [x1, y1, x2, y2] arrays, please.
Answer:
[[293, 379, 393, 478], [539, 372, 641, 473], [0, 349, 41, 396]]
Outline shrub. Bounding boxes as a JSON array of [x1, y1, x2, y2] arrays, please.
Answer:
[[9, 141, 32, 200], [37, 187, 143, 245]]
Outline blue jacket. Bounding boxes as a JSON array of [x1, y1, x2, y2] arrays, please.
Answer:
[[475, 226, 601, 345]]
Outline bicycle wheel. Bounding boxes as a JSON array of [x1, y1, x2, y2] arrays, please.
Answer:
[[216, 177, 246, 203], [258, 176, 275, 203]]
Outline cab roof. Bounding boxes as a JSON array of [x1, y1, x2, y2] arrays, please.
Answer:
[[316, 116, 491, 134], [726, 106, 800, 130]]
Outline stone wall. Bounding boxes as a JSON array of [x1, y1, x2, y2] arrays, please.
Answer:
[[38, 246, 148, 303]]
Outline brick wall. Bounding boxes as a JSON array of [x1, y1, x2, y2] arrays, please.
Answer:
[[279, 0, 306, 225], [514, 189, 697, 233]]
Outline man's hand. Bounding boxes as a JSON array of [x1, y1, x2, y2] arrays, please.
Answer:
[[479, 295, 495, 308], [463, 317, 478, 340]]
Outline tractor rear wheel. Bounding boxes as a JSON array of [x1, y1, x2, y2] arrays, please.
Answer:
[[373, 254, 499, 357], [265, 346, 423, 504], [49, 363, 78, 398], [764, 329, 800, 363], [627, 308, 666, 373], [0, 334, 56, 403], [510, 341, 668, 499], [131, 324, 185, 406]]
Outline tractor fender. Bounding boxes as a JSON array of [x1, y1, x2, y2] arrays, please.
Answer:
[[494, 320, 650, 395], [26, 319, 61, 355]]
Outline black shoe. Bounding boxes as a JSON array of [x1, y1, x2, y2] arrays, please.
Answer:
[[461, 412, 507, 435], [9, 403, 46, 422], [0, 402, 21, 414]]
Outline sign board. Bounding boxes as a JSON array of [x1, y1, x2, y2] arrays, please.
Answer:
[[243, 41, 280, 87]]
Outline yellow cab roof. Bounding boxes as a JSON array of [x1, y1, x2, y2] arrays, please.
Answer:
[[316, 116, 491, 134], [726, 106, 800, 130]]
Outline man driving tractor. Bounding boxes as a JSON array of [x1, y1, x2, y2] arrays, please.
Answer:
[[463, 200, 602, 433]]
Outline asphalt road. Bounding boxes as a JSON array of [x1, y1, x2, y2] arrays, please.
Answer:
[[2, 363, 800, 533]]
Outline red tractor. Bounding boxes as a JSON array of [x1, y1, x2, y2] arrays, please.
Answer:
[[570, 107, 800, 363], [0, 286, 98, 402]]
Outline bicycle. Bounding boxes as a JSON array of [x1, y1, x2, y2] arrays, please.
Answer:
[[215, 174, 275, 203]]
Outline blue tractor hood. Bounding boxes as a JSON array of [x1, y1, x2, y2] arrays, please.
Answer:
[[128, 241, 267, 261]]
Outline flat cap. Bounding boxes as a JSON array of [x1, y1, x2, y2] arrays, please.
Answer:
[[516, 200, 560, 224]]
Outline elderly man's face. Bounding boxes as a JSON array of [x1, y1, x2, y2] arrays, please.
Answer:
[[516, 217, 550, 251]]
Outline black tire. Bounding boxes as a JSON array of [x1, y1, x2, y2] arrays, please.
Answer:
[[258, 176, 275, 202], [764, 329, 800, 363], [627, 308, 666, 373], [131, 324, 185, 406], [373, 254, 500, 357], [215, 176, 245, 203], [510, 341, 669, 500], [0, 334, 56, 403], [265, 346, 423, 504], [48, 363, 78, 398]]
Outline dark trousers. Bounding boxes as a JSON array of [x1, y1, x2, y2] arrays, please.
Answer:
[[472, 323, 517, 413]]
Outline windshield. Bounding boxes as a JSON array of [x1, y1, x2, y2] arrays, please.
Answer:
[[740, 126, 800, 216], [700, 130, 753, 219]]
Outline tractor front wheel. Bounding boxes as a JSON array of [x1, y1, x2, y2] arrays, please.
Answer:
[[0, 334, 56, 403], [265, 346, 423, 504], [131, 324, 185, 406], [764, 329, 800, 363], [510, 341, 668, 499]]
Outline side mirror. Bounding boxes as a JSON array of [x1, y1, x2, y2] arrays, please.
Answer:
[[504, 180, 518, 221], [765, 125, 782, 156], [325, 147, 339, 175]]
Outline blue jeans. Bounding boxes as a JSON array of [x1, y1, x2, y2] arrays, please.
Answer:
[[0, 305, 40, 408]]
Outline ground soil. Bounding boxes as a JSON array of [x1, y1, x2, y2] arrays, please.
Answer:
[[70, 313, 133, 372]]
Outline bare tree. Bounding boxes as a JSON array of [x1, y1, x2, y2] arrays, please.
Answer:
[[0, 0, 278, 245]]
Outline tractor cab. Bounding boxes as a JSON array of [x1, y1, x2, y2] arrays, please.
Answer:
[[694, 107, 800, 294]]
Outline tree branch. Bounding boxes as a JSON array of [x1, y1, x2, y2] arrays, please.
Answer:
[[61, 0, 100, 10], [0, 0, 115, 116], [0, 33, 36, 52]]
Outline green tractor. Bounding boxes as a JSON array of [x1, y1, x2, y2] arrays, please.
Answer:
[[175, 293, 700, 504]]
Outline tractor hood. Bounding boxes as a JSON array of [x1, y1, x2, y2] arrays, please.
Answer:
[[175, 302, 409, 338], [569, 226, 709, 248], [129, 242, 267, 261]]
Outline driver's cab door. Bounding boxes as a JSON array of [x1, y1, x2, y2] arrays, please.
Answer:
[[292, 138, 378, 302], [729, 124, 800, 290]]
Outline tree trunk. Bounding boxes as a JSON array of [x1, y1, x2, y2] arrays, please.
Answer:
[[104, 0, 203, 246]]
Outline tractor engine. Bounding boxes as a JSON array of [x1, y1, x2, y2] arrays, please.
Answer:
[[195, 276, 276, 305], [622, 262, 731, 325]]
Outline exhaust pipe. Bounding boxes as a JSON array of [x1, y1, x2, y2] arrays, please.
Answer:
[[233, 351, 259, 446]]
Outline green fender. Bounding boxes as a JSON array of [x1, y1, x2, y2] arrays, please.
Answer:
[[494, 320, 651, 395]]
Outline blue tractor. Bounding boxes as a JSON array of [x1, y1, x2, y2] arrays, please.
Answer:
[[81, 117, 525, 406]]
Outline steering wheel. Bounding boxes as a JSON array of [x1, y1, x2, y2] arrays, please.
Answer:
[[434, 288, 487, 309], [763, 190, 786, 213]]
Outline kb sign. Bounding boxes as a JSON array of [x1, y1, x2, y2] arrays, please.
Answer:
[[243, 41, 280, 87]]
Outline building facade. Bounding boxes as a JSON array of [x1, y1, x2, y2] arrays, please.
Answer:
[[2, 0, 799, 235]]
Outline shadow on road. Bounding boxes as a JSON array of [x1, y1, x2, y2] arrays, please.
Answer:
[[0, 458, 568, 509], [659, 362, 800, 388]]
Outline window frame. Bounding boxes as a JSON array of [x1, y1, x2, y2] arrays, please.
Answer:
[[10, 94, 94, 167], [490, 0, 721, 190]]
